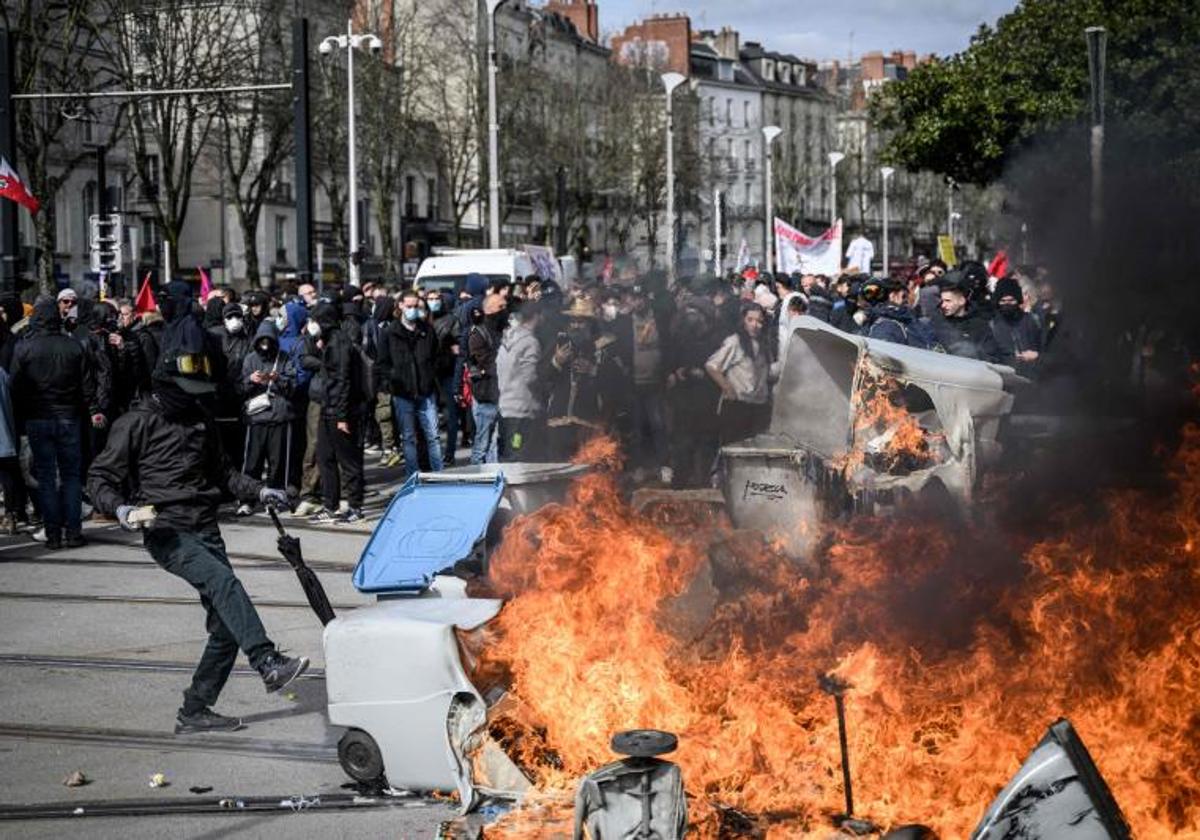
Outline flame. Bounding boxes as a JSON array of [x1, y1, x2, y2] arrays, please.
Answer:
[[474, 425, 1200, 838], [835, 364, 945, 477]]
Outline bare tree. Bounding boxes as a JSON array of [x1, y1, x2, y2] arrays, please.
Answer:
[[5, 0, 120, 292], [311, 50, 348, 264], [105, 0, 255, 274], [213, 0, 293, 288]]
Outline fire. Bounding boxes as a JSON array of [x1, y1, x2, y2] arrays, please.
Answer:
[[473, 425, 1200, 838], [836, 364, 946, 476]]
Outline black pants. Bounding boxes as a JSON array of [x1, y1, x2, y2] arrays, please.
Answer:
[[500, 416, 545, 462], [243, 422, 290, 489], [143, 526, 273, 715], [317, 415, 364, 511], [216, 418, 247, 472], [0, 457, 28, 522]]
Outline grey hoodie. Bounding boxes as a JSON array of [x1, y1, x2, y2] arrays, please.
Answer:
[[497, 319, 543, 419], [241, 320, 297, 424]]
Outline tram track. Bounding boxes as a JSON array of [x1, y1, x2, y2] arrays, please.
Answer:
[[0, 653, 326, 680], [0, 590, 362, 611]]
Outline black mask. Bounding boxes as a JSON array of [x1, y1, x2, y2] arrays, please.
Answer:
[[999, 303, 1022, 321], [485, 312, 508, 332], [152, 378, 209, 420]]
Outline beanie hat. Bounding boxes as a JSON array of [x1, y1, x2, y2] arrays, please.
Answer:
[[993, 276, 1023, 304]]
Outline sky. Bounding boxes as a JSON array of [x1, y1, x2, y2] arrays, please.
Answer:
[[595, 0, 1020, 61]]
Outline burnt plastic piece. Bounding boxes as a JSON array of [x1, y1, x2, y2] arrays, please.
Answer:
[[971, 718, 1132, 839], [611, 729, 678, 758]]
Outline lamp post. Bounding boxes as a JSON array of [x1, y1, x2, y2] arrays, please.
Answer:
[[661, 71, 686, 285], [713, 186, 722, 275], [880, 166, 894, 278], [486, 0, 505, 248], [320, 20, 382, 287], [762, 125, 781, 273], [828, 151, 844, 228], [1085, 26, 1107, 234], [949, 211, 962, 243]]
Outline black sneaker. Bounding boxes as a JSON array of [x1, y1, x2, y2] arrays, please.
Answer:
[[45, 536, 62, 550], [308, 508, 337, 524], [64, 534, 87, 549], [257, 651, 310, 694], [175, 707, 244, 734], [335, 508, 364, 524]]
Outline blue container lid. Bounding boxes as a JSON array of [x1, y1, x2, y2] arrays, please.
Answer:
[[352, 473, 506, 594]]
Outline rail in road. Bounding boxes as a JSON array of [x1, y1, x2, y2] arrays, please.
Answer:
[[0, 653, 326, 680], [0, 591, 360, 611]]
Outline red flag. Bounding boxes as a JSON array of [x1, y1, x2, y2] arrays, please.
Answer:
[[988, 250, 1009, 279], [0, 156, 39, 215], [198, 265, 214, 301], [134, 272, 158, 314]]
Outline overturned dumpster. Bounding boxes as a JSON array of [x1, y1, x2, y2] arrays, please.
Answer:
[[721, 316, 1027, 557]]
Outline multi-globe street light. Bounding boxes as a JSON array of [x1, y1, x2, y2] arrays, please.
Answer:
[[486, 0, 505, 248], [661, 71, 686, 285], [319, 19, 383, 287], [880, 166, 895, 277]]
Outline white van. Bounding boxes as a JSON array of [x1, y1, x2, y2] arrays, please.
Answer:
[[414, 249, 536, 295]]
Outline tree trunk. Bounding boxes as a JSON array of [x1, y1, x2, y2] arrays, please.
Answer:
[[239, 205, 261, 288], [35, 207, 56, 294]]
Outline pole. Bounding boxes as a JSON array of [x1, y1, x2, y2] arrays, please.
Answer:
[[486, 2, 501, 248], [713, 187, 721, 275], [661, 72, 684, 286], [163, 239, 171, 285], [555, 165, 567, 255], [947, 184, 954, 241], [0, 28, 17, 292], [1086, 26, 1107, 235], [762, 127, 781, 274], [292, 17, 314, 290], [828, 152, 843, 229], [345, 18, 360, 287], [880, 167, 893, 279]]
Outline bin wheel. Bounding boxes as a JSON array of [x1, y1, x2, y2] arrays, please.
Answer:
[[338, 728, 385, 785]]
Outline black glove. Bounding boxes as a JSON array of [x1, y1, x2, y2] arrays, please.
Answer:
[[260, 487, 290, 510], [277, 535, 303, 569]]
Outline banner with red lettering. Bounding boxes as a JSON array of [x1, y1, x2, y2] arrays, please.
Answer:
[[774, 217, 842, 276]]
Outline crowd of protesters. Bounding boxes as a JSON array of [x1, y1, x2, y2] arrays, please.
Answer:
[[0, 250, 1076, 545]]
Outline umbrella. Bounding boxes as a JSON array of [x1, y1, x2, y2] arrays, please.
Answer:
[[268, 506, 336, 626]]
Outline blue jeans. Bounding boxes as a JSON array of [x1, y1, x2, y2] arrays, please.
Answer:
[[393, 394, 444, 477], [26, 418, 83, 540], [471, 401, 500, 465]]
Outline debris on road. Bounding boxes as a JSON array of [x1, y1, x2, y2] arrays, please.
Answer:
[[61, 770, 88, 787], [189, 785, 213, 794], [149, 772, 169, 788]]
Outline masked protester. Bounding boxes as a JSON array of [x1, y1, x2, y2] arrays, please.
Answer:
[[990, 276, 1042, 377], [377, 290, 444, 476], [87, 313, 307, 734], [866, 278, 935, 349], [425, 288, 461, 466], [467, 293, 507, 465], [238, 320, 297, 513], [208, 303, 251, 470], [10, 301, 101, 548], [306, 302, 366, 524]]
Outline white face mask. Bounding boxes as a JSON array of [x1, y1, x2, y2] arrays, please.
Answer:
[[602, 304, 618, 321], [275, 312, 288, 331], [224, 317, 244, 333], [853, 309, 868, 326], [305, 320, 322, 337]]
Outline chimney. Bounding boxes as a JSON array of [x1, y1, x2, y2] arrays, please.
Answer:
[[714, 25, 739, 60], [861, 51, 885, 81], [544, 0, 600, 43]]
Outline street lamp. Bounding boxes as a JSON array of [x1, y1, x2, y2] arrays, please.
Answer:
[[320, 20, 383, 287], [762, 125, 782, 273], [661, 71, 686, 286], [486, 0, 506, 249], [880, 166, 895, 278], [828, 151, 844, 228], [949, 211, 962, 243], [1085, 26, 1107, 233]]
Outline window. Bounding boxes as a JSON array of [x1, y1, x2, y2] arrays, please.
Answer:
[[426, 177, 437, 219], [744, 140, 752, 166], [706, 137, 715, 161], [405, 175, 416, 217], [725, 98, 732, 125], [743, 101, 750, 128], [275, 215, 287, 258], [726, 138, 735, 160], [744, 181, 751, 205], [707, 97, 715, 126]]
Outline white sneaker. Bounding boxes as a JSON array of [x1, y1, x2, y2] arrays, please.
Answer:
[[292, 499, 321, 517], [30, 527, 47, 543], [659, 466, 674, 485], [337, 500, 350, 514], [364, 444, 382, 455], [236, 503, 254, 517]]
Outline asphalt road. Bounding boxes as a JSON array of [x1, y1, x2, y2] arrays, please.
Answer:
[[0, 460, 461, 839]]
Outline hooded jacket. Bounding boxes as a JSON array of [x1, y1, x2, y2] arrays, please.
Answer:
[[241, 320, 296, 424], [208, 312, 251, 419], [309, 303, 362, 420], [497, 318, 546, 418], [10, 300, 98, 421], [278, 300, 312, 391], [930, 305, 1004, 362], [867, 303, 935, 349]]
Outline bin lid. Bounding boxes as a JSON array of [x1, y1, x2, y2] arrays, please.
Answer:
[[437, 462, 591, 485], [352, 473, 506, 594]]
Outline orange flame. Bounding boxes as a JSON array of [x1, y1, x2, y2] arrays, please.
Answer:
[[475, 427, 1200, 838]]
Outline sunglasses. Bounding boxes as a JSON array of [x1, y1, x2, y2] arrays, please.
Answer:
[[170, 353, 212, 377]]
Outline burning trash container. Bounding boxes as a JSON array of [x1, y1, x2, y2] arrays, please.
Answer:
[[324, 473, 531, 808], [720, 316, 1027, 557]]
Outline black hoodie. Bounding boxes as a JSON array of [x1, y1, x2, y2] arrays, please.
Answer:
[[10, 300, 98, 421]]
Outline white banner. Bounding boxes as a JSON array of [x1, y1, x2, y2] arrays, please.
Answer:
[[521, 244, 561, 282], [775, 217, 842, 276], [735, 238, 753, 271]]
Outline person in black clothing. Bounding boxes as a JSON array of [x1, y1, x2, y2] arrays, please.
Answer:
[[106, 301, 148, 416], [10, 300, 101, 549], [866, 278, 935, 349], [666, 295, 722, 487], [377, 289, 444, 478], [0, 295, 29, 533], [209, 303, 251, 470], [929, 273, 1004, 362], [306, 302, 365, 524], [468, 293, 506, 465], [990, 276, 1042, 377], [88, 314, 307, 734], [426, 288, 461, 465]]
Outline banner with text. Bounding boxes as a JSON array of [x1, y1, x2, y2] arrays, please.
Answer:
[[775, 217, 842, 276]]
